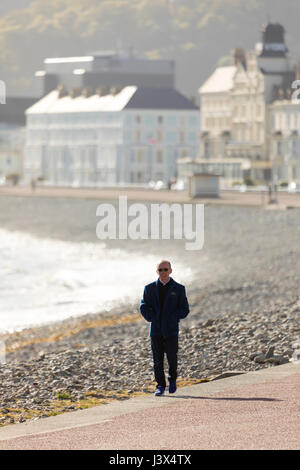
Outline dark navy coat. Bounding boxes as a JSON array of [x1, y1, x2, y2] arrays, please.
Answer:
[[140, 277, 190, 337]]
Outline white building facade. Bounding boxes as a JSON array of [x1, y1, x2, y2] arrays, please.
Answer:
[[25, 86, 199, 186], [268, 100, 300, 183], [0, 124, 25, 183], [197, 23, 297, 185]]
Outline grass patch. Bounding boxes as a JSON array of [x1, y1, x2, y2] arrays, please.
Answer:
[[56, 391, 72, 400], [5, 312, 142, 353], [0, 407, 43, 427], [0, 377, 211, 428]]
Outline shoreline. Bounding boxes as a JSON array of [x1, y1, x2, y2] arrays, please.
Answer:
[[0, 192, 299, 428], [0, 292, 299, 428], [1, 184, 300, 208]]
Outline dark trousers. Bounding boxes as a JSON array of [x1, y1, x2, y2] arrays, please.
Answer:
[[151, 335, 178, 388]]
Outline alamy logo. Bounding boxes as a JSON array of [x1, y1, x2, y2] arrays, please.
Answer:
[[291, 80, 300, 104], [96, 196, 204, 250], [0, 80, 6, 104]]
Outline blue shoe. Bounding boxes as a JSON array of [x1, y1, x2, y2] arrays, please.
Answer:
[[169, 381, 177, 394], [154, 386, 165, 396]]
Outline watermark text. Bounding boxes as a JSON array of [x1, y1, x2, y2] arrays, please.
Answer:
[[96, 196, 204, 250]]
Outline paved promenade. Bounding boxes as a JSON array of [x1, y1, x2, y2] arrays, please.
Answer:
[[1, 185, 300, 208], [0, 363, 299, 450]]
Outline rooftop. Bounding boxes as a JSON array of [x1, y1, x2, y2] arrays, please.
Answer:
[[0, 97, 37, 125], [125, 87, 198, 110], [199, 66, 237, 94], [26, 86, 198, 114], [258, 22, 288, 58]]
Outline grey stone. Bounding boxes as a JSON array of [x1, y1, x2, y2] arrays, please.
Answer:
[[249, 352, 262, 360], [264, 357, 281, 365], [254, 354, 266, 364], [210, 371, 246, 381], [279, 356, 290, 365], [265, 346, 275, 359]]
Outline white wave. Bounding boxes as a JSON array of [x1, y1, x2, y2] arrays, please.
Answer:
[[0, 228, 194, 333]]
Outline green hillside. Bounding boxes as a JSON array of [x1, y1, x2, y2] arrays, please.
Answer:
[[0, 0, 300, 98]]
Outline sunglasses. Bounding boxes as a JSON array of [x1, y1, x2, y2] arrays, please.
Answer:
[[158, 268, 169, 272]]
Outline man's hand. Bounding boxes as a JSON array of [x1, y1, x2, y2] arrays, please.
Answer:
[[140, 286, 155, 322], [176, 287, 190, 320]]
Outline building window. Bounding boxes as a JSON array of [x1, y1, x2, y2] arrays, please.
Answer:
[[158, 116, 163, 125], [156, 150, 163, 164], [166, 131, 177, 144], [188, 116, 197, 126], [257, 104, 262, 117], [136, 130, 141, 142], [137, 149, 143, 163], [204, 141, 210, 158], [241, 127, 246, 142], [179, 131, 185, 143], [136, 115, 141, 124], [125, 115, 133, 126], [157, 130, 163, 142], [143, 115, 155, 126], [291, 139, 298, 157], [165, 115, 176, 126], [137, 171, 143, 183]]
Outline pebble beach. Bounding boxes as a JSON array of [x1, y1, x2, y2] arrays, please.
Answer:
[[0, 191, 300, 426]]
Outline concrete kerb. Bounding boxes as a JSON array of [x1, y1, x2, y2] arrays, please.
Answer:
[[0, 361, 298, 442]]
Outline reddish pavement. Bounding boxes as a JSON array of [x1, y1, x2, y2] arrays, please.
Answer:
[[0, 368, 299, 450]]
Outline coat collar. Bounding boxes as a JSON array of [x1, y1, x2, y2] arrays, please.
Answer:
[[155, 277, 175, 312], [156, 276, 174, 288]]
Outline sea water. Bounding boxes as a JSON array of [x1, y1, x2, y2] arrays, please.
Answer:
[[0, 228, 193, 333]]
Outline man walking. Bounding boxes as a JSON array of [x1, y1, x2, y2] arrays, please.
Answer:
[[140, 260, 190, 396]]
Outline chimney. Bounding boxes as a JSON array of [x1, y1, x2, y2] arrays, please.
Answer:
[[82, 87, 93, 98], [110, 85, 122, 96], [57, 83, 68, 98], [96, 85, 109, 97], [232, 48, 246, 68], [296, 63, 300, 80], [69, 87, 81, 98], [272, 85, 279, 102]]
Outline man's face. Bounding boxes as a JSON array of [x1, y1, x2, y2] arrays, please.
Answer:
[[156, 262, 172, 282]]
